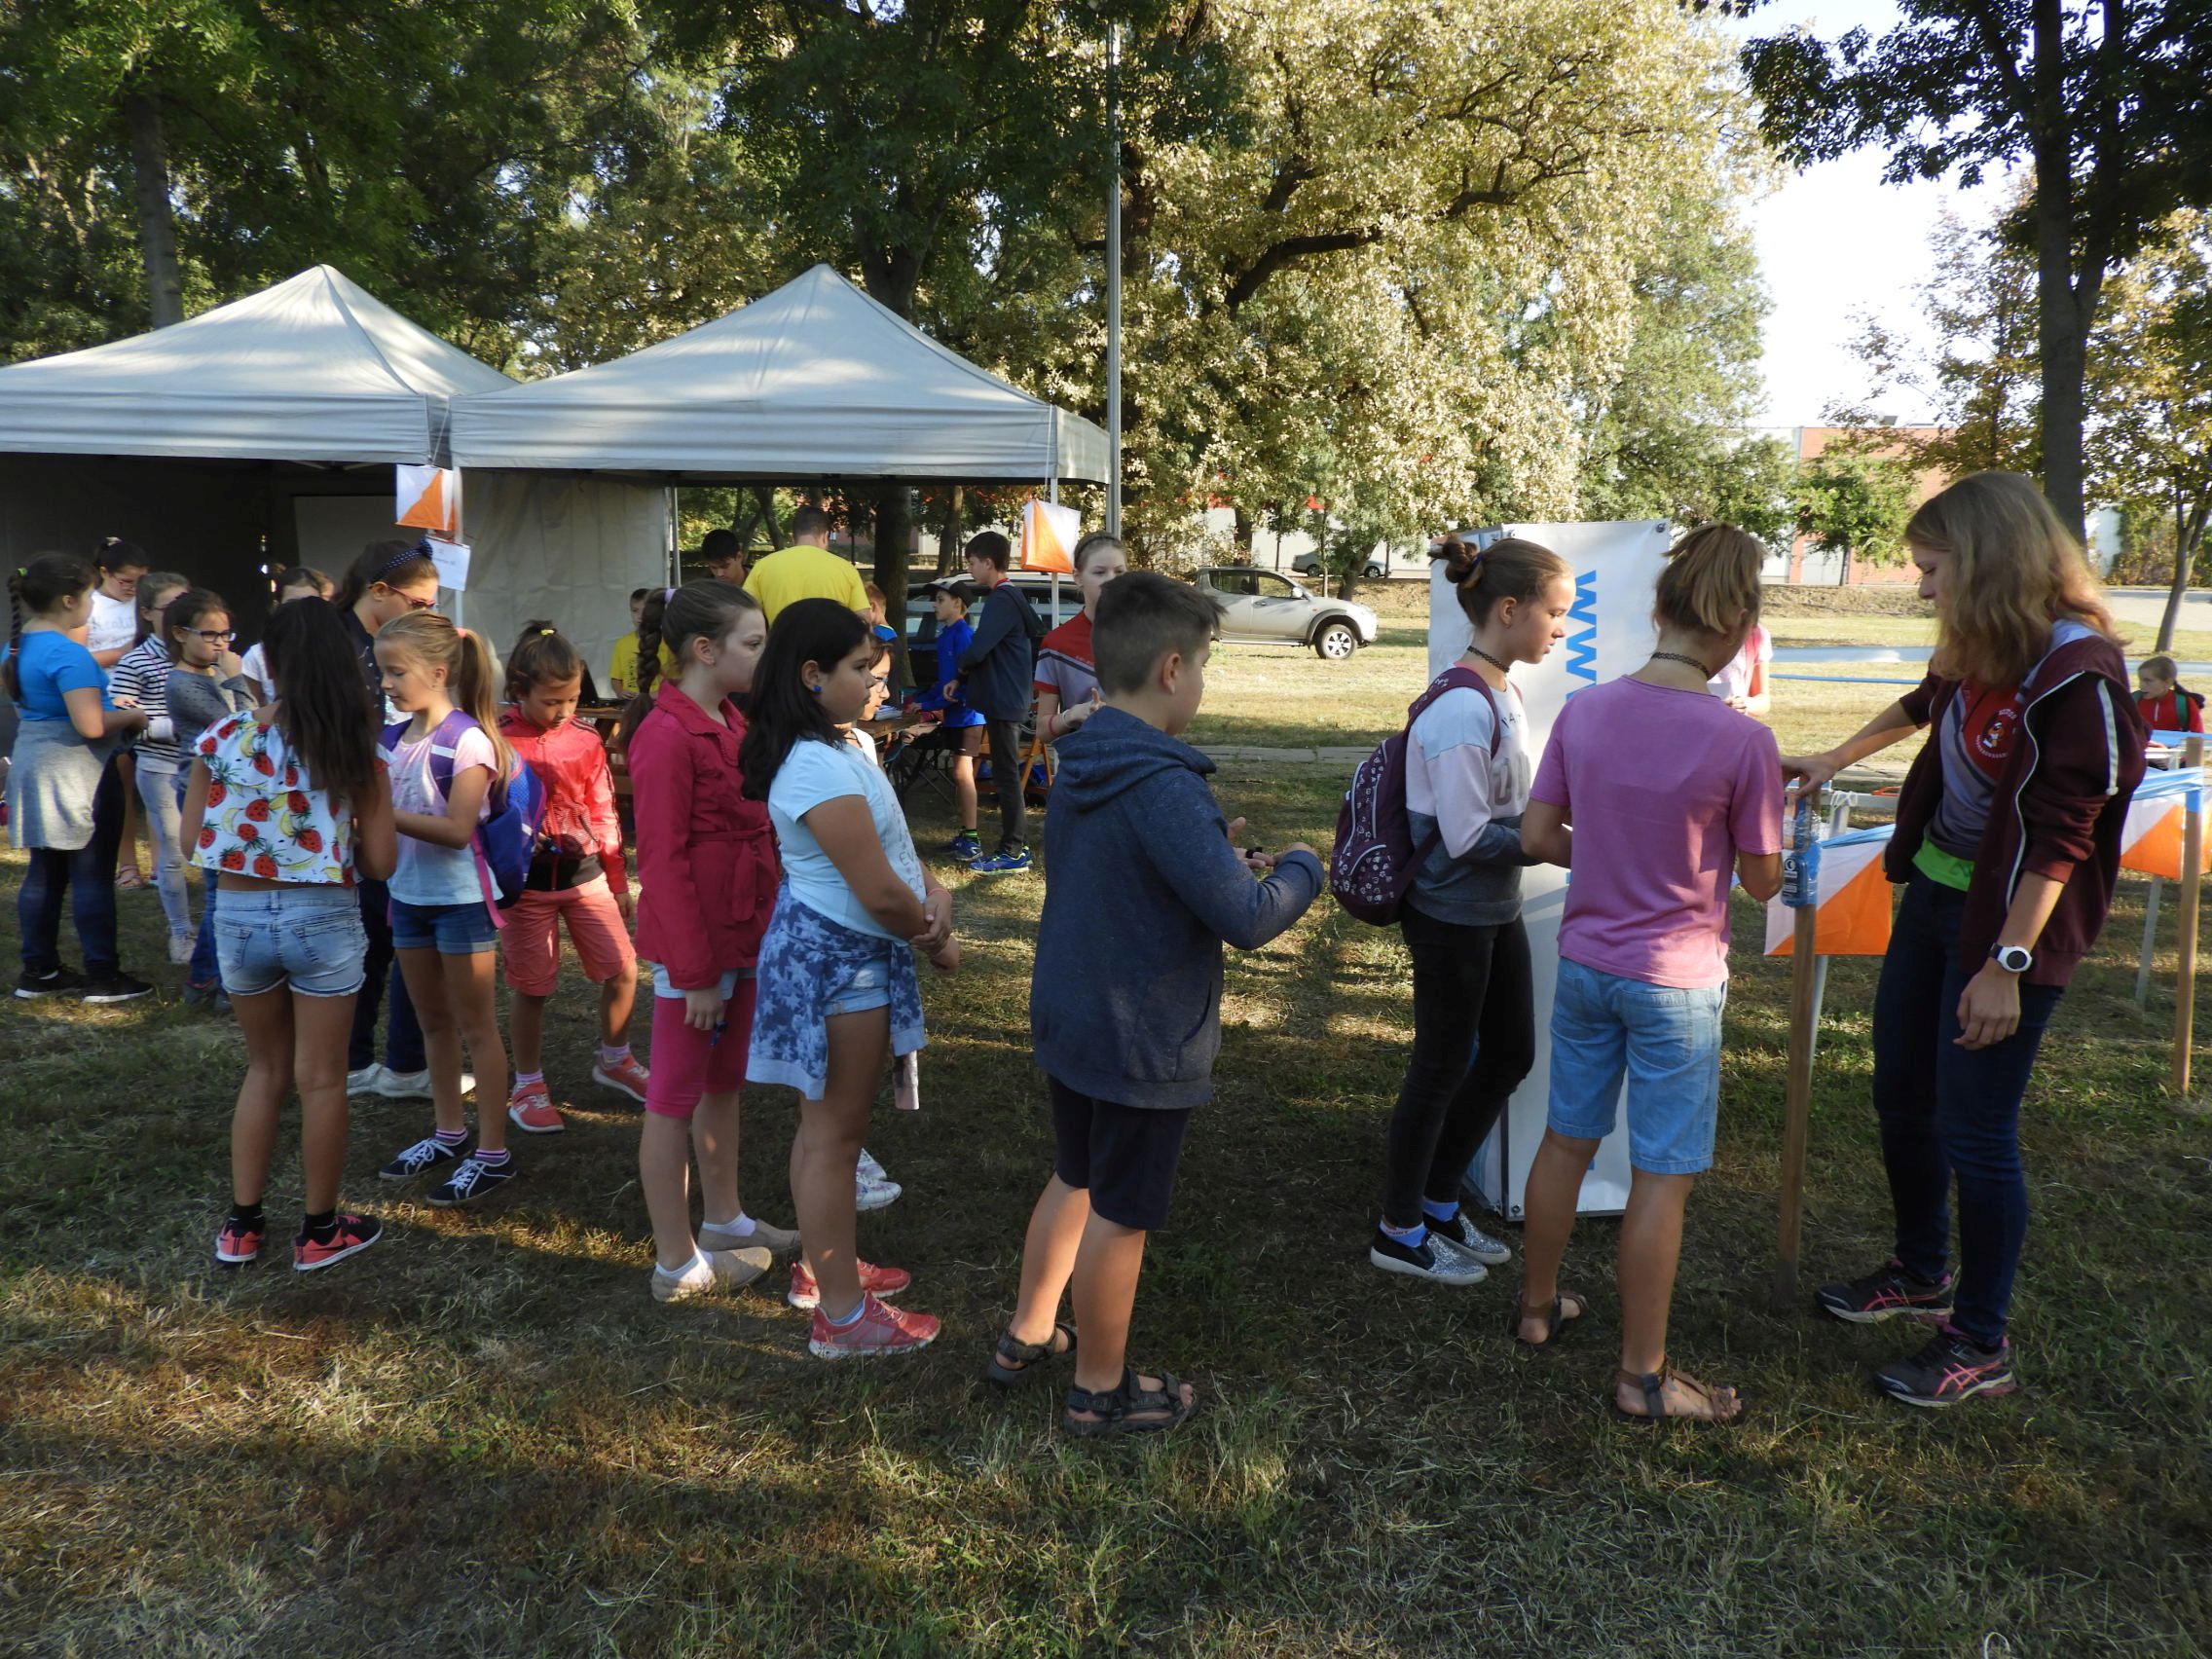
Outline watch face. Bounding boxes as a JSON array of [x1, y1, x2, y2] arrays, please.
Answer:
[[1997, 945, 2032, 972]]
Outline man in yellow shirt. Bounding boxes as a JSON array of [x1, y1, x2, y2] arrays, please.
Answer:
[[743, 506, 871, 623]]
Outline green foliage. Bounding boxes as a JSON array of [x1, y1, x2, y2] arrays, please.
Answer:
[[1794, 451, 1917, 571]]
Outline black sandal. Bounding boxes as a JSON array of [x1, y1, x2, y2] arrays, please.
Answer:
[[1061, 1366, 1197, 1439], [1611, 1362, 1744, 1427], [1510, 1291, 1588, 1348], [983, 1321, 1077, 1389]]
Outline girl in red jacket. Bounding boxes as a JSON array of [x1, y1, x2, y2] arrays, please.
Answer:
[[1783, 473, 2146, 1408], [498, 623, 650, 1136], [624, 581, 796, 1305]]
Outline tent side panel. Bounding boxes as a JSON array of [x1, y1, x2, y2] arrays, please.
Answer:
[[463, 473, 671, 690]]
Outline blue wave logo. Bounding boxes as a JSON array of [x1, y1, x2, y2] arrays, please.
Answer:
[[1564, 569, 1599, 690]]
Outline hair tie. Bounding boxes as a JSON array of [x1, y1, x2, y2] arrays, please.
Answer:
[[456, 626, 470, 641], [536, 627, 556, 637], [663, 586, 677, 604]]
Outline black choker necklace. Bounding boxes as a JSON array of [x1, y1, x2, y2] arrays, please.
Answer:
[[1649, 650, 1714, 677], [1466, 646, 1514, 675]]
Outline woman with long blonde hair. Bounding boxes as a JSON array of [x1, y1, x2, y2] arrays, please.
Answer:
[[1783, 472, 2146, 1408]]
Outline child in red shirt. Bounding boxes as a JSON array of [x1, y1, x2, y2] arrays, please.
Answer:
[[499, 623, 649, 1135], [623, 581, 795, 1304], [2135, 653, 2204, 735]]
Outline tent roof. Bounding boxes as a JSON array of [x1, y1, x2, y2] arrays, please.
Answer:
[[0, 266, 512, 465], [450, 264, 1108, 484]]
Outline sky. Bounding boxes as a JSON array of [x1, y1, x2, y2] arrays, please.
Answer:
[[1716, 0, 2018, 430]]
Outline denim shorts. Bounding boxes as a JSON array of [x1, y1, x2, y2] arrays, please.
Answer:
[[822, 951, 893, 1018], [1546, 957, 1727, 1175], [215, 884, 370, 999], [390, 897, 499, 955]]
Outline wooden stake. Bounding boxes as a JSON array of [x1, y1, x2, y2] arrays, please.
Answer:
[[2173, 736, 2204, 1096], [1773, 786, 1825, 1310], [1773, 899, 1820, 1310]]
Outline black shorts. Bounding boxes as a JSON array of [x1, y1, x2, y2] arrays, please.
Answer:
[[1049, 1077, 1194, 1232]]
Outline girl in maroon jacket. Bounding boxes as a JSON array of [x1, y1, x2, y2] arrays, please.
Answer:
[[624, 581, 798, 1305], [1784, 472, 2145, 1408]]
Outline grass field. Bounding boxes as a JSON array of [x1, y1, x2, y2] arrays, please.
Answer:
[[5, 638, 2211, 1657]]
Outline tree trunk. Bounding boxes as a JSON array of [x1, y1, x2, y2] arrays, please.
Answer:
[[2028, 0, 2087, 540], [872, 482, 913, 613], [751, 485, 784, 548], [937, 486, 964, 575], [123, 91, 183, 328], [2157, 496, 2211, 651]]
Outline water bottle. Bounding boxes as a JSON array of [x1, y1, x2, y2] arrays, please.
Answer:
[[1781, 788, 1822, 908]]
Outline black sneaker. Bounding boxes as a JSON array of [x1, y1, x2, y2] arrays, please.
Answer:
[[380, 1133, 470, 1182], [1429, 1209, 1514, 1267], [1873, 1328, 2015, 1408], [1817, 1258, 1954, 1324], [80, 972, 154, 1005], [427, 1155, 516, 1208], [1368, 1226, 1488, 1285], [14, 967, 87, 1000]]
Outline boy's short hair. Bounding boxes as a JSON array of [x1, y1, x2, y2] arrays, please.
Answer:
[[1093, 571, 1221, 695], [965, 531, 1012, 571], [629, 586, 650, 604], [2142, 653, 2179, 681]]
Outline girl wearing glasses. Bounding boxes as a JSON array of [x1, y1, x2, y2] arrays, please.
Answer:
[[165, 590, 259, 1008]]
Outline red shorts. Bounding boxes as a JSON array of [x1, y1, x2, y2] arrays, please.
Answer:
[[500, 877, 636, 997]]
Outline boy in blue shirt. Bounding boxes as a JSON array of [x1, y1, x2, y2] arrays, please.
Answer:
[[986, 571, 1322, 1435], [908, 580, 986, 862]]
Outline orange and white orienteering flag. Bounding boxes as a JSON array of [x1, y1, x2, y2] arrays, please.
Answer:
[[1020, 498, 1080, 574], [396, 464, 461, 540], [2119, 768, 2212, 880], [1765, 825, 1898, 958]]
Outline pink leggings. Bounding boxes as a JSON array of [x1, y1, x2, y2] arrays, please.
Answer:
[[645, 978, 757, 1120]]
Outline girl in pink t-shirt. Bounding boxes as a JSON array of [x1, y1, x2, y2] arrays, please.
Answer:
[[1518, 525, 1785, 1424]]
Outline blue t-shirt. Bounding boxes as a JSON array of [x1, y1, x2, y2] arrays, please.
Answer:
[[911, 618, 983, 728], [766, 734, 928, 940], [7, 631, 107, 721]]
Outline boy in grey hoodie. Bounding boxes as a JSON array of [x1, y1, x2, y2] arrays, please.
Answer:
[[987, 571, 1323, 1436]]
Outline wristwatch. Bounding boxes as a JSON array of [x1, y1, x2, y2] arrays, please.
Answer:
[[1991, 942, 2034, 975]]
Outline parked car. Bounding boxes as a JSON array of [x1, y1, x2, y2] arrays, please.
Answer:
[[1290, 542, 1433, 580], [1190, 567, 1378, 660]]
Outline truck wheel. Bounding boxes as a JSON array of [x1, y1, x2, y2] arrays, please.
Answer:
[[1314, 621, 1358, 660]]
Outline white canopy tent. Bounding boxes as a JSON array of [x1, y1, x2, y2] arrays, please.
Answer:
[[451, 263, 1111, 485], [0, 265, 512, 465], [0, 267, 668, 678]]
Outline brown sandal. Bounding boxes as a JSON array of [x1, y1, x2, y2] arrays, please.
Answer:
[[1510, 1291, 1588, 1348], [1611, 1361, 1744, 1426]]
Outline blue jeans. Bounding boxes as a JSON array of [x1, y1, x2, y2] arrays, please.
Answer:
[[1546, 957, 1727, 1175], [17, 759, 124, 977], [1871, 874, 2063, 1347], [172, 771, 219, 988], [349, 878, 425, 1074]]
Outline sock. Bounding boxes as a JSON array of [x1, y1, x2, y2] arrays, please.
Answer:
[[656, 1248, 711, 1281], [704, 1212, 755, 1238], [300, 1209, 337, 1243], [434, 1126, 468, 1147], [1421, 1197, 1459, 1224], [598, 1043, 631, 1068], [514, 1069, 544, 1090], [1380, 1218, 1427, 1248], [826, 1297, 867, 1328], [474, 1147, 512, 1167], [228, 1201, 265, 1231]]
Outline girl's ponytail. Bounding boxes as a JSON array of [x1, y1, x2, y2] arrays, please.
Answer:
[[6, 553, 96, 702], [450, 625, 514, 778], [617, 587, 672, 750]]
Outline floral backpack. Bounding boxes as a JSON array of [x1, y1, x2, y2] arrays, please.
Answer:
[[1329, 666, 1494, 925]]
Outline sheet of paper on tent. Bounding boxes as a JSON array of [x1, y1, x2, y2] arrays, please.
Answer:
[[425, 537, 471, 593], [396, 464, 461, 540]]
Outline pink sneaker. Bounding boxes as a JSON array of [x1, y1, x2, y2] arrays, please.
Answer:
[[789, 1256, 911, 1309], [213, 1217, 265, 1267], [292, 1213, 384, 1272], [807, 1292, 940, 1359], [507, 1082, 565, 1135], [591, 1053, 651, 1104]]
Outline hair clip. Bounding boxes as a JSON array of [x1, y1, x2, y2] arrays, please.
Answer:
[[536, 627, 556, 637]]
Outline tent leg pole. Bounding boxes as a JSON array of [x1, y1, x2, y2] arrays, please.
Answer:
[[2137, 876, 2164, 1007], [1773, 911, 1820, 1312], [2174, 736, 2204, 1097]]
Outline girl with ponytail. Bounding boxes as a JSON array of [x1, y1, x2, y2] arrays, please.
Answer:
[[369, 612, 517, 1208]]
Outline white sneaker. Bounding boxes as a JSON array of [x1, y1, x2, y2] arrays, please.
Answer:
[[167, 933, 194, 966], [857, 1148, 889, 1183], [698, 1215, 802, 1257], [856, 1173, 903, 1213], [376, 1068, 477, 1100], [651, 1246, 774, 1303], [347, 1064, 389, 1095]]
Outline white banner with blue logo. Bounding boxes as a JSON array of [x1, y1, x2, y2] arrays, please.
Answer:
[[1431, 520, 1676, 1218]]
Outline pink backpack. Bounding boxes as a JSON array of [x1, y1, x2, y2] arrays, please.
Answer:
[[1330, 666, 1494, 925]]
